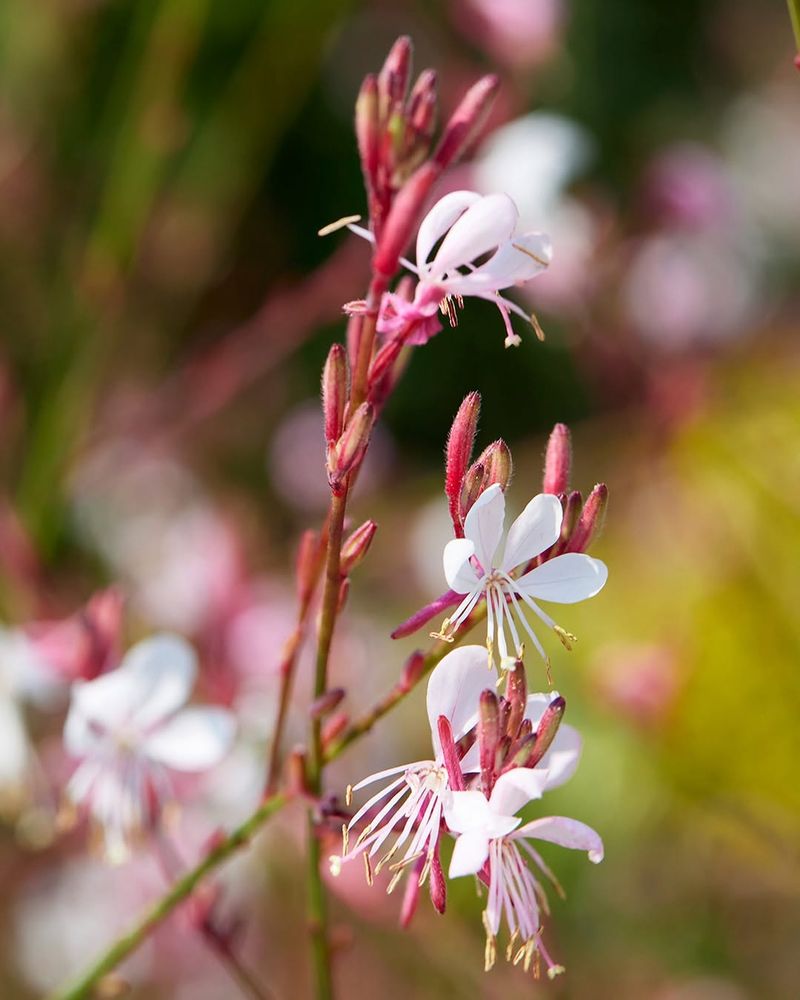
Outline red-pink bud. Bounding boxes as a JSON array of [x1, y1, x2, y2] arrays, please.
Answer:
[[295, 529, 320, 603], [505, 660, 527, 736], [434, 74, 500, 170], [309, 688, 346, 719], [481, 439, 513, 492], [287, 747, 310, 796], [321, 343, 348, 445], [373, 161, 438, 281], [478, 690, 499, 797], [561, 490, 582, 542], [566, 483, 608, 553], [408, 69, 438, 142], [321, 712, 349, 748], [400, 857, 423, 928], [445, 391, 480, 535], [437, 716, 465, 791], [528, 696, 566, 768], [356, 73, 379, 180], [459, 460, 486, 521], [428, 847, 446, 915], [543, 423, 572, 494], [377, 36, 412, 116], [328, 401, 375, 492], [399, 649, 427, 692], [340, 519, 377, 576]]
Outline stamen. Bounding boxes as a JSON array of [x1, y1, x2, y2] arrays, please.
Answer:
[[345, 784, 353, 807], [341, 823, 349, 855], [386, 870, 403, 894], [553, 625, 577, 651], [429, 617, 455, 643], [318, 214, 362, 236], [363, 852, 374, 886], [530, 312, 546, 342], [482, 912, 497, 972], [329, 855, 342, 877], [512, 242, 550, 268], [547, 965, 566, 980], [505, 929, 519, 962]]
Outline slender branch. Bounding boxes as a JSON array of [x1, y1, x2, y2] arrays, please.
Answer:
[[50, 793, 286, 1000], [788, 0, 800, 51]]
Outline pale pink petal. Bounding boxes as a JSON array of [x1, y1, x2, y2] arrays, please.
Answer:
[[427, 646, 496, 757], [443, 538, 482, 594], [143, 707, 235, 771], [122, 634, 197, 729], [432, 194, 519, 275], [515, 553, 608, 604], [416, 190, 481, 268], [489, 767, 550, 818], [458, 232, 553, 293], [449, 828, 491, 878], [501, 494, 563, 573], [444, 789, 492, 833], [513, 815, 604, 863], [462, 483, 505, 573]]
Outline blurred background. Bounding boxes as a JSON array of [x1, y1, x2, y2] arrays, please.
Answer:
[[1, 0, 799, 997]]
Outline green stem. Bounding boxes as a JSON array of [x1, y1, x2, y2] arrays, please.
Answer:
[[789, 0, 800, 49], [306, 813, 333, 1000], [50, 793, 285, 1000]]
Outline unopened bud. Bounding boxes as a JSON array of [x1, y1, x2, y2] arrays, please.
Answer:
[[528, 696, 566, 768], [478, 690, 499, 796], [322, 343, 348, 445], [377, 36, 412, 117], [508, 732, 538, 769], [400, 858, 423, 927], [310, 688, 346, 719], [336, 577, 349, 614], [505, 660, 527, 736], [480, 439, 513, 492], [561, 491, 583, 543], [328, 402, 375, 491], [459, 460, 486, 520], [566, 483, 608, 553], [428, 847, 446, 915], [437, 715, 465, 791], [543, 423, 572, 495], [321, 712, 349, 748], [355, 74, 380, 190], [434, 74, 500, 170], [340, 519, 378, 576], [373, 161, 438, 281], [287, 747, 310, 796], [400, 649, 427, 692], [445, 391, 480, 535], [408, 68, 438, 142], [295, 530, 320, 603]]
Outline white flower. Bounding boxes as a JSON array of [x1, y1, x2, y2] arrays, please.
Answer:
[[330, 645, 493, 890], [436, 484, 608, 669], [446, 762, 603, 976], [64, 634, 236, 863], [349, 191, 552, 347]]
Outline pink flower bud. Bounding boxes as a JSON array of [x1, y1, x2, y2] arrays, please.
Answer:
[[434, 74, 500, 170], [445, 391, 480, 535], [543, 423, 572, 494], [391, 590, 460, 640], [377, 36, 413, 116], [340, 519, 377, 576], [478, 689, 499, 797], [459, 459, 486, 520], [505, 659, 527, 735], [287, 747, 310, 796], [481, 439, 513, 492], [400, 857, 423, 928], [372, 161, 438, 282], [560, 490, 583, 544], [310, 688, 346, 719], [565, 483, 608, 553], [321, 712, 349, 748], [437, 716, 465, 791], [428, 847, 446, 915], [295, 529, 320, 603], [399, 649, 427, 692], [321, 343, 348, 445], [355, 74, 380, 193], [528, 695, 565, 768], [328, 401, 375, 492], [407, 68, 438, 144]]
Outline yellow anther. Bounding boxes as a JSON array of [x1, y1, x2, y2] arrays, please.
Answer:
[[318, 214, 361, 236], [553, 625, 577, 651]]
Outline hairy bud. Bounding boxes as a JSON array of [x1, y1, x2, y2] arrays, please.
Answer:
[[543, 423, 572, 495], [340, 519, 378, 576], [505, 659, 527, 736], [355, 74, 380, 194], [434, 74, 499, 170], [478, 689, 500, 796], [295, 529, 320, 604], [322, 344, 348, 445], [309, 688, 346, 719], [528, 696, 566, 768], [399, 649, 427, 692], [445, 391, 480, 535], [480, 439, 513, 492], [377, 35, 412, 117], [566, 483, 608, 553], [328, 402, 375, 492], [373, 161, 438, 282]]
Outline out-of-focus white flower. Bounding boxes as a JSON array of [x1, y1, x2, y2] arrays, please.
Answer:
[[0, 626, 62, 809], [446, 772, 603, 977], [350, 191, 552, 347], [64, 633, 235, 862], [330, 645, 493, 890], [436, 484, 607, 668]]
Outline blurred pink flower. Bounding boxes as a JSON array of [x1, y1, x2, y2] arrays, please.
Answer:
[[453, 0, 565, 70], [592, 643, 680, 727]]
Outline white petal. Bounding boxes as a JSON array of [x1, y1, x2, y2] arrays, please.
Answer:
[[449, 829, 491, 878], [432, 194, 519, 275], [462, 483, 505, 573], [443, 538, 481, 594], [515, 553, 608, 604], [522, 694, 582, 789], [444, 789, 492, 834], [415, 190, 481, 268], [488, 767, 550, 818], [456, 232, 553, 293], [427, 646, 497, 758], [143, 707, 235, 771], [122, 634, 198, 729], [458, 740, 481, 774], [513, 815, 604, 863], [501, 494, 563, 573]]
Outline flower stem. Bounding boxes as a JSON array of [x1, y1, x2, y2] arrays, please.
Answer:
[[789, 0, 800, 50], [49, 793, 286, 1000]]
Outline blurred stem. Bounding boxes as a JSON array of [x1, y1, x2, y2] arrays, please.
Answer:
[[789, 0, 800, 50], [48, 615, 481, 1000], [306, 814, 333, 1000]]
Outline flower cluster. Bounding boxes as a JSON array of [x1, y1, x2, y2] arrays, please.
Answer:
[[331, 645, 602, 977]]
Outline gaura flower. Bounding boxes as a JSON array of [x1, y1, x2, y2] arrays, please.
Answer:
[[64, 633, 236, 863], [347, 190, 552, 347], [330, 645, 491, 893], [434, 483, 608, 670], [446, 755, 603, 976]]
